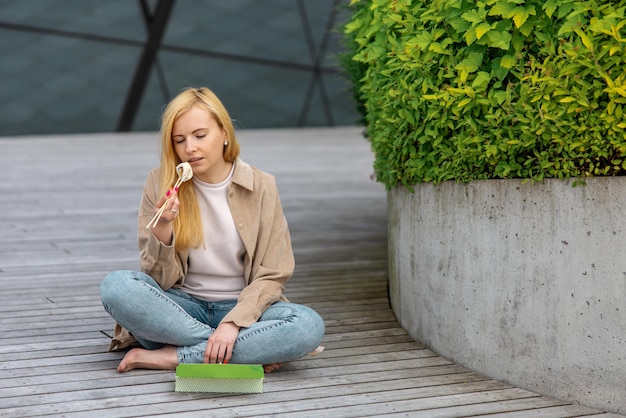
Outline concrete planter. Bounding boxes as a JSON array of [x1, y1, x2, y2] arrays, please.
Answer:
[[388, 178, 626, 414]]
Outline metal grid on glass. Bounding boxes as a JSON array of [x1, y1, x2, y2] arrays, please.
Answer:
[[0, 0, 358, 136]]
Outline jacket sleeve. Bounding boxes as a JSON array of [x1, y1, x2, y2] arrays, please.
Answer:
[[221, 179, 294, 328], [137, 169, 186, 290]]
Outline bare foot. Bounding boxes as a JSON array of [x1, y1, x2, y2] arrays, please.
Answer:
[[308, 345, 324, 356], [263, 363, 283, 373], [117, 345, 179, 373]]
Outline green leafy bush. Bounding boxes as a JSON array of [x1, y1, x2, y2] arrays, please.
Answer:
[[343, 0, 626, 189]]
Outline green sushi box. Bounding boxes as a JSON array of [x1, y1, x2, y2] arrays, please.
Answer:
[[175, 364, 264, 393]]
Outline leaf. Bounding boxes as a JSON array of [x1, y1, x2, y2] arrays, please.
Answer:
[[575, 29, 594, 52], [364, 45, 386, 60], [509, 6, 535, 29], [491, 57, 510, 80], [487, 30, 512, 50], [344, 19, 363, 33], [475, 22, 493, 40], [500, 54, 516, 69], [606, 85, 626, 97], [386, 13, 404, 23], [559, 14, 587, 36], [472, 71, 492, 88], [518, 19, 535, 37], [411, 32, 432, 50], [489, 1, 516, 18], [462, 9, 487, 24], [464, 28, 478, 46], [458, 97, 473, 107], [429, 42, 449, 54], [455, 52, 484, 73], [608, 100, 616, 115], [401, 109, 416, 125], [542, 0, 558, 18], [448, 16, 471, 32]]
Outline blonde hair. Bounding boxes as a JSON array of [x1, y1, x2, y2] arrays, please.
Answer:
[[158, 87, 241, 250]]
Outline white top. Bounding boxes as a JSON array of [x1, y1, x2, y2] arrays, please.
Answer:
[[181, 164, 246, 301]]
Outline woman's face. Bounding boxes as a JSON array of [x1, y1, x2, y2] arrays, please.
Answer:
[[172, 106, 231, 184]]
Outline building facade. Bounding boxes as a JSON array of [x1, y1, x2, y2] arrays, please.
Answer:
[[0, 0, 358, 135]]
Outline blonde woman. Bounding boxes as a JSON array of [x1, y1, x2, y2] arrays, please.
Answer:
[[100, 87, 324, 373]]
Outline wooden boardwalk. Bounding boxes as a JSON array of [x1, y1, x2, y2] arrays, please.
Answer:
[[0, 127, 616, 417]]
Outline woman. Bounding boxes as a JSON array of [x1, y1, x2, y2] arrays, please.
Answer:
[[100, 87, 325, 373]]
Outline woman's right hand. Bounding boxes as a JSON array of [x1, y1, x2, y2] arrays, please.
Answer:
[[151, 188, 180, 245], [204, 322, 241, 365]]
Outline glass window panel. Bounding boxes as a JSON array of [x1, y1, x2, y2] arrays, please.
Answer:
[[133, 67, 170, 132], [0, 0, 358, 135], [324, 71, 361, 126], [156, 50, 312, 128], [0, 28, 140, 135], [165, 0, 327, 66], [0, 0, 146, 41]]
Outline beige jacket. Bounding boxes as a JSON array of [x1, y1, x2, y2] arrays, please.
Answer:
[[109, 159, 294, 351]]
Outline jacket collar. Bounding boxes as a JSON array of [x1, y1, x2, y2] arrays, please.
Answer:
[[231, 158, 254, 191]]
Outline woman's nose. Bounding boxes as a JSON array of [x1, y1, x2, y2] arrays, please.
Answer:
[[185, 138, 195, 152]]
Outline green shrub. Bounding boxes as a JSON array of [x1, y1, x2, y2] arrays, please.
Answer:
[[343, 0, 626, 189]]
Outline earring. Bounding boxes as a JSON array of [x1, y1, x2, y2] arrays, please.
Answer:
[[224, 140, 228, 146]]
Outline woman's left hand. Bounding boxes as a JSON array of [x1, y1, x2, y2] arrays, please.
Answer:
[[204, 322, 240, 364]]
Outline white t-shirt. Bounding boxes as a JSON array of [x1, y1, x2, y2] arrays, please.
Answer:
[[181, 164, 246, 301]]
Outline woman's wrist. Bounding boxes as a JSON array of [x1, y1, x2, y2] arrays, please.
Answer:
[[151, 222, 174, 245]]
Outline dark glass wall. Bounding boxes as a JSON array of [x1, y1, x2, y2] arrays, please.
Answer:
[[0, 0, 358, 135]]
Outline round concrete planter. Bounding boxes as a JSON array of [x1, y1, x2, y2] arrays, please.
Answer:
[[388, 177, 626, 414]]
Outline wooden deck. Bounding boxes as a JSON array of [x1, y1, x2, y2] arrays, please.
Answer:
[[0, 127, 616, 417]]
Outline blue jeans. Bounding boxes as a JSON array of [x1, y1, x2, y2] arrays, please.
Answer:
[[100, 270, 325, 365]]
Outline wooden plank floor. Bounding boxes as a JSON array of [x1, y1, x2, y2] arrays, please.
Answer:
[[0, 127, 615, 417]]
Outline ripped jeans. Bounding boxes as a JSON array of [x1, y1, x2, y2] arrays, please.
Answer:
[[100, 270, 325, 365]]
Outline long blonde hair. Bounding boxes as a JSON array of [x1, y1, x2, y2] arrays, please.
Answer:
[[159, 87, 241, 250]]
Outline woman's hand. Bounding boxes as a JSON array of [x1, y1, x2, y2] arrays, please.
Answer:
[[151, 188, 180, 245], [204, 322, 241, 364]]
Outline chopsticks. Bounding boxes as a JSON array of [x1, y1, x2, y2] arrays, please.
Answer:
[[145, 162, 193, 229], [145, 175, 185, 229]]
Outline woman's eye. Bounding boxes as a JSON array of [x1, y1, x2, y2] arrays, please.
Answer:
[[174, 138, 185, 144], [196, 134, 206, 139]]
